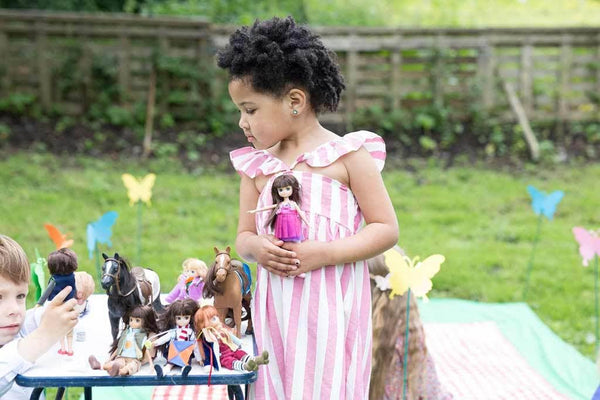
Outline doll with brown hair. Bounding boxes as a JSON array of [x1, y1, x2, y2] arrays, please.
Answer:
[[149, 298, 199, 378], [249, 173, 309, 243], [89, 305, 158, 376], [165, 258, 207, 304], [194, 305, 268, 372], [37, 248, 78, 356]]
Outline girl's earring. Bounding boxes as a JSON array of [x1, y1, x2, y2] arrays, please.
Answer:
[[292, 109, 298, 115]]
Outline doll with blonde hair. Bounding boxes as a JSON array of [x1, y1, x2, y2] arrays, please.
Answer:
[[165, 258, 207, 304]]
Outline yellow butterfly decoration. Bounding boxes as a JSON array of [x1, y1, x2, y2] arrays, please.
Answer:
[[384, 248, 444, 300], [121, 173, 156, 206]]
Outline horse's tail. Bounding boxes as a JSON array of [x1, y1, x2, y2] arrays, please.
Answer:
[[203, 262, 224, 297]]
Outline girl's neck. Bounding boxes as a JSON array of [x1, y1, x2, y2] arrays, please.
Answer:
[[275, 122, 337, 162]]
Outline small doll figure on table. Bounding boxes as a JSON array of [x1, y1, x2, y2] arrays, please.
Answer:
[[165, 258, 207, 304], [37, 248, 78, 356], [194, 305, 269, 372], [149, 298, 199, 378], [249, 173, 309, 243], [89, 305, 158, 376]]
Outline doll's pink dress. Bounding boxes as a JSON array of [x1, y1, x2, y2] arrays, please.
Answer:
[[231, 131, 386, 400], [274, 203, 303, 242]]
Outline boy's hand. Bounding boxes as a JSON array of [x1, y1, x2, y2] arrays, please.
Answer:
[[18, 286, 79, 363], [39, 286, 79, 342]]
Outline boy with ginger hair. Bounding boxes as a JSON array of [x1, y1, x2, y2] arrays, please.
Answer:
[[0, 234, 79, 399]]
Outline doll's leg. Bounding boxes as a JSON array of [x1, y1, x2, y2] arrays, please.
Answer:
[[58, 336, 66, 354], [119, 358, 141, 376], [104, 358, 124, 377], [66, 330, 74, 355]]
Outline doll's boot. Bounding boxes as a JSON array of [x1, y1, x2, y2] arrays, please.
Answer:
[[255, 350, 269, 365], [243, 359, 258, 372], [154, 364, 164, 378]]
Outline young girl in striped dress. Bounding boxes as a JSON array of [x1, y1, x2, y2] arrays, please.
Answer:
[[220, 16, 399, 400]]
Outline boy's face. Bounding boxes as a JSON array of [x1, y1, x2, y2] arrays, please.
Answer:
[[0, 275, 28, 346]]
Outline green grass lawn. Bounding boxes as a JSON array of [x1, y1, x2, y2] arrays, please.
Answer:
[[2, 151, 599, 364]]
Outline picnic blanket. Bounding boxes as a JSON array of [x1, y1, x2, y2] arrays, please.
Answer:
[[420, 299, 598, 400]]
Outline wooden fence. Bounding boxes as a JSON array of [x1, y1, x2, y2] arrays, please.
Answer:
[[1, 9, 599, 130]]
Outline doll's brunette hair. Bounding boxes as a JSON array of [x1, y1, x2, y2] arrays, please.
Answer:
[[47, 248, 78, 275], [265, 174, 302, 230], [109, 305, 158, 353], [157, 298, 199, 332]]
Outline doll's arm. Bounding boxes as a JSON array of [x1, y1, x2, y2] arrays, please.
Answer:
[[165, 275, 186, 303], [35, 278, 56, 306], [248, 204, 277, 214], [292, 202, 310, 226]]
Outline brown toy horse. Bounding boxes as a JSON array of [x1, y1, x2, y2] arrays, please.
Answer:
[[203, 246, 253, 338]]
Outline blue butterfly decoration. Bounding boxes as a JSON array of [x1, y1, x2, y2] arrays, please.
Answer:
[[87, 211, 118, 259], [526, 185, 564, 220]]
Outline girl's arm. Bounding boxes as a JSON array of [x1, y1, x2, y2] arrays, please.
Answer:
[[235, 173, 299, 276], [285, 147, 399, 274]]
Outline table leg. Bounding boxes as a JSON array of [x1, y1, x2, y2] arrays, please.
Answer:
[[29, 387, 44, 400], [54, 387, 65, 399], [84, 387, 92, 400]]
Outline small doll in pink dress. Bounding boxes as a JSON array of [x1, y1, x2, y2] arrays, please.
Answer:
[[249, 174, 309, 243], [165, 258, 207, 304]]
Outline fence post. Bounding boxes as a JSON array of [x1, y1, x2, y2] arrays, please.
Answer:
[[558, 34, 572, 137], [478, 37, 495, 109], [345, 43, 358, 132], [35, 20, 51, 112], [520, 41, 533, 115], [119, 32, 131, 102], [391, 35, 403, 111], [0, 23, 9, 95]]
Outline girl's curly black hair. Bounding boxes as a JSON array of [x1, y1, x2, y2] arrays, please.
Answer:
[[217, 16, 345, 114]]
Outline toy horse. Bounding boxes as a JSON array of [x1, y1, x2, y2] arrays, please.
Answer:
[[203, 246, 253, 338], [101, 252, 163, 340]]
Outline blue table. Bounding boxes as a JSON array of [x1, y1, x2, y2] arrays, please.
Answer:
[[15, 295, 257, 400]]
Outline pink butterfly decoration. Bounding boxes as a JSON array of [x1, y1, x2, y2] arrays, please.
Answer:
[[572, 227, 600, 267]]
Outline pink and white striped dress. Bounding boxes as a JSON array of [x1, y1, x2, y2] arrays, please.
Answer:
[[230, 131, 386, 400]]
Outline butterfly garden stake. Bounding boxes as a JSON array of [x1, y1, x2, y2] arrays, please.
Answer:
[[122, 173, 156, 264], [87, 211, 118, 281], [573, 227, 600, 351], [44, 223, 74, 249], [523, 185, 564, 300], [381, 248, 445, 400]]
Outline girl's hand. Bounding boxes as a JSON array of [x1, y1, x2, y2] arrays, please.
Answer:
[[255, 234, 300, 277], [282, 240, 328, 276]]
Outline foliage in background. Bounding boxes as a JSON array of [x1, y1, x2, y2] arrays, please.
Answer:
[[4, 0, 600, 27], [1, 152, 599, 362]]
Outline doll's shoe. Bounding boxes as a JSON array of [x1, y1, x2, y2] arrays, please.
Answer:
[[108, 364, 120, 377], [154, 364, 164, 379], [88, 355, 101, 370], [255, 350, 269, 365], [66, 351, 74, 356], [244, 359, 258, 372], [58, 349, 67, 355], [181, 365, 191, 377]]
